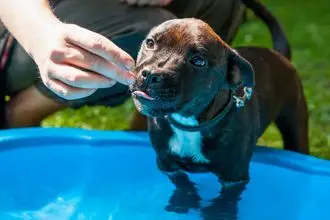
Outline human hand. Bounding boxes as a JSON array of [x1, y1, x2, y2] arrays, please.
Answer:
[[119, 0, 173, 7], [31, 22, 136, 100]]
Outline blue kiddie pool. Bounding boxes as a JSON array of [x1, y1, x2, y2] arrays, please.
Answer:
[[0, 128, 330, 220]]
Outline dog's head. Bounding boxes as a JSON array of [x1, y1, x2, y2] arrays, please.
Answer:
[[130, 18, 255, 117]]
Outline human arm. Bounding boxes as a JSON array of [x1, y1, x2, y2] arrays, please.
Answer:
[[0, 0, 136, 100]]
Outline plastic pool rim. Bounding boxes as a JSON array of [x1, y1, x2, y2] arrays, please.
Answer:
[[0, 127, 329, 178]]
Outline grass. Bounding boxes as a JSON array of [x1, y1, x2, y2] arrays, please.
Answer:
[[42, 0, 330, 160]]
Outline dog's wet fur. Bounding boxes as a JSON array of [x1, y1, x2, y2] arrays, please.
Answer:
[[129, 18, 309, 217]]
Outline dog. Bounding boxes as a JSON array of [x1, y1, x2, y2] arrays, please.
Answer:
[[128, 0, 293, 131], [0, 0, 290, 130], [129, 18, 309, 218]]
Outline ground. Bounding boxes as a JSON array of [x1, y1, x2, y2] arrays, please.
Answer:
[[42, 0, 330, 160]]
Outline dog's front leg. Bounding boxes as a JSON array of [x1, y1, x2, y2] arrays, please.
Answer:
[[201, 181, 247, 220], [164, 171, 202, 214], [200, 170, 248, 220], [165, 171, 202, 213], [156, 157, 201, 214]]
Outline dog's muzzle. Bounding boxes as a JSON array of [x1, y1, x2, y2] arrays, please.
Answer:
[[131, 67, 179, 101]]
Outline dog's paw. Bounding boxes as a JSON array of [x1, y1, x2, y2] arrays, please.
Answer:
[[200, 196, 240, 220], [165, 188, 201, 214], [200, 183, 247, 220], [165, 204, 190, 214]]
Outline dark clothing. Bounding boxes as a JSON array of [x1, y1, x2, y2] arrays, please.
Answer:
[[0, 0, 245, 107]]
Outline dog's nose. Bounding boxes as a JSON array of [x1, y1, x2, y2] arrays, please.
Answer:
[[141, 69, 162, 85]]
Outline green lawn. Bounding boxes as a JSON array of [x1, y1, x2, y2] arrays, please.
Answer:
[[42, 0, 330, 160]]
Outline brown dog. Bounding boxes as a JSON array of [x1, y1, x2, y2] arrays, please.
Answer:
[[129, 18, 308, 217]]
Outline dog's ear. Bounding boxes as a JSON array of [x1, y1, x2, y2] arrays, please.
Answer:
[[226, 49, 255, 89]]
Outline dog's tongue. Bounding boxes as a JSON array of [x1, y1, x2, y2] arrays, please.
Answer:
[[134, 91, 155, 100]]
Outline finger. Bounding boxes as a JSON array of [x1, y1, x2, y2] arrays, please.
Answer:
[[63, 24, 135, 72], [48, 63, 117, 89], [50, 46, 135, 86], [45, 78, 97, 100]]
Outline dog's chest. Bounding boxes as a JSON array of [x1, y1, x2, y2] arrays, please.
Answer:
[[168, 114, 210, 164]]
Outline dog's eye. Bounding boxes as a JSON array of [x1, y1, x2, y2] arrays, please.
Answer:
[[190, 55, 206, 67], [145, 38, 155, 49]]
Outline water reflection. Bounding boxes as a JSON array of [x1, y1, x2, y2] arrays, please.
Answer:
[[165, 173, 247, 220], [200, 183, 246, 220]]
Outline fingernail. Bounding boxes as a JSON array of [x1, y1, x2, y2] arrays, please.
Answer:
[[106, 80, 117, 87], [126, 72, 136, 84], [124, 60, 135, 71]]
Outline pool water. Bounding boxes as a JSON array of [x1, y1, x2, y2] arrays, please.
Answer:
[[0, 128, 329, 220]]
